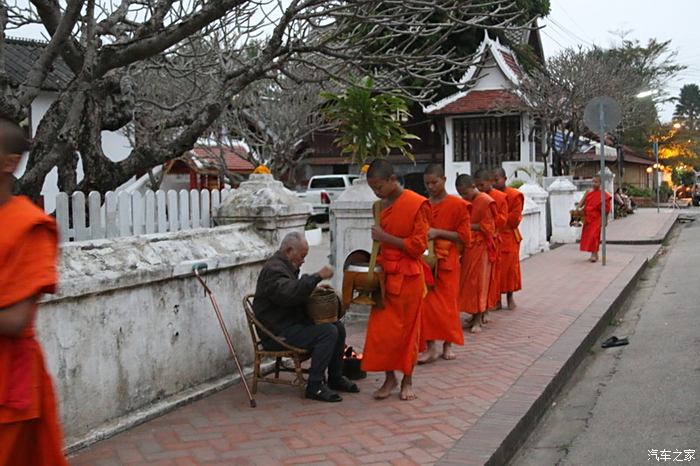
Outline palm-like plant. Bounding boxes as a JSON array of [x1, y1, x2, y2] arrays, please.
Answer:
[[321, 77, 420, 165]]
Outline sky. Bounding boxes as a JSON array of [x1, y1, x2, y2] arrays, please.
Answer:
[[539, 0, 700, 122]]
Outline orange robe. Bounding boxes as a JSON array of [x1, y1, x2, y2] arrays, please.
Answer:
[[499, 187, 524, 293], [362, 190, 430, 375], [459, 193, 497, 314], [485, 189, 508, 309], [580, 189, 612, 253], [0, 196, 67, 466], [420, 195, 471, 346]]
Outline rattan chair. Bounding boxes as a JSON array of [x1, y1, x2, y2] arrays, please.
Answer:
[[242, 294, 310, 397]]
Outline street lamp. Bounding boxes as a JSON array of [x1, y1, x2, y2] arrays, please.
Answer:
[[635, 89, 659, 99]]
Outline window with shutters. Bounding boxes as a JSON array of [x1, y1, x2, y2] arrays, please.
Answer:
[[453, 116, 521, 169]]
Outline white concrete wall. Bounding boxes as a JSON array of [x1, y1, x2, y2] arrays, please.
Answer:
[[36, 224, 274, 447], [518, 197, 542, 259]]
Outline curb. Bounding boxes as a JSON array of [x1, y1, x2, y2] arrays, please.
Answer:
[[438, 238, 671, 465]]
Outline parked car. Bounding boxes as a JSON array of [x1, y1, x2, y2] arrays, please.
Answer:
[[297, 174, 359, 220], [693, 173, 700, 206]]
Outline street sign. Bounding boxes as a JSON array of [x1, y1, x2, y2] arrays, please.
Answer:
[[584, 96, 621, 136]]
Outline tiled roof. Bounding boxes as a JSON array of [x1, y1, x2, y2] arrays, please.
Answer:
[[572, 145, 654, 165], [3, 37, 73, 91], [188, 146, 255, 174], [426, 90, 523, 115], [500, 51, 524, 78]]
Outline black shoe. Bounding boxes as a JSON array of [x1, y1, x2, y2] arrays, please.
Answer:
[[306, 383, 342, 402], [601, 336, 629, 348], [328, 376, 360, 393]]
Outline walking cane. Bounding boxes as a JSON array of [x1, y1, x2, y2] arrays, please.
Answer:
[[192, 263, 257, 408]]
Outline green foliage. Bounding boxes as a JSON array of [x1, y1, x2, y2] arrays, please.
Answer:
[[320, 76, 420, 165], [671, 168, 696, 187], [623, 184, 653, 198], [659, 181, 673, 202], [674, 84, 700, 131], [508, 179, 525, 189]]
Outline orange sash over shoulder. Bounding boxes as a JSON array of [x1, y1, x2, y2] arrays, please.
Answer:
[[362, 190, 430, 375], [459, 193, 497, 314], [500, 187, 525, 293], [420, 195, 470, 346]]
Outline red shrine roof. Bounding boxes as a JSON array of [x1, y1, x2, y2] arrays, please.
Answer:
[[426, 89, 523, 115], [187, 146, 255, 174], [500, 50, 524, 79]]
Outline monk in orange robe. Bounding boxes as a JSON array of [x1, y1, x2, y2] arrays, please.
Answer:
[[362, 159, 430, 401], [578, 176, 612, 262], [493, 168, 524, 310], [417, 164, 470, 364], [0, 118, 68, 465], [456, 174, 497, 333], [473, 169, 507, 315]]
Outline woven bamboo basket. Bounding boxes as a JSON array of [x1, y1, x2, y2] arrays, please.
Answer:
[[307, 287, 341, 324]]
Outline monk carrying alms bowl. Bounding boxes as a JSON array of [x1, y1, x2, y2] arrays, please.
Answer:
[[341, 262, 385, 310]]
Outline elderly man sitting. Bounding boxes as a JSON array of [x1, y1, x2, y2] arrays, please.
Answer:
[[253, 232, 359, 402]]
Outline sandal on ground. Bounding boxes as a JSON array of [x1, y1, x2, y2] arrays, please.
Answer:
[[306, 383, 343, 402], [328, 376, 360, 393], [601, 336, 629, 348]]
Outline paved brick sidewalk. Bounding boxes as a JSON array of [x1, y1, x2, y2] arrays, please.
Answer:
[[67, 237, 663, 466], [606, 209, 677, 244]]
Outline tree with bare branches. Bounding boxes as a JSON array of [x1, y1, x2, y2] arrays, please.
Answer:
[[214, 72, 330, 186], [512, 38, 683, 176], [0, 0, 535, 198]]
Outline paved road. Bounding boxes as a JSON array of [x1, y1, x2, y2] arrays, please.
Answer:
[[512, 209, 700, 466]]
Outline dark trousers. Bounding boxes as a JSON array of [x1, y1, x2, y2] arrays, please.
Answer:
[[281, 321, 346, 383]]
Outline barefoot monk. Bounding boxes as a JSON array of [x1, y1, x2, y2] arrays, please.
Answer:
[[493, 168, 524, 310], [578, 176, 612, 263], [456, 174, 497, 334], [473, 169, 507, 314], [361, 159, 430, 401], [417, 164, 470, 365]]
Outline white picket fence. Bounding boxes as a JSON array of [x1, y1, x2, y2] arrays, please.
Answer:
[[55, 189, 232, 243]]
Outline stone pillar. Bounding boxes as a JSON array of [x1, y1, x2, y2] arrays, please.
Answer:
[[546, 177, 578, 244], [216, 174, 312, 245], [519, 182, 549, 252], [328, 176, 379, 318], [328, 176, 376, 292]]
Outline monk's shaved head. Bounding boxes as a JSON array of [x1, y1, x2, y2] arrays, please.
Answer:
[[493, 167, 508, 190], [0, 118, 29, 158], [455, 174, 475, 189], [423, 163, 444, 177], [493, 167, 507, 179], [367, 159, 394, 180], [473, 168, 493, 192], [472, 168, 490, 182]]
